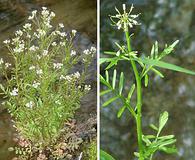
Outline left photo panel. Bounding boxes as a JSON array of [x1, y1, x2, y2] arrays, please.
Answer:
[[0, 1, 97, 160]]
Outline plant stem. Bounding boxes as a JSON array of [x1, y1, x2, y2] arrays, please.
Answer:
[[125, 30, 144, 160]]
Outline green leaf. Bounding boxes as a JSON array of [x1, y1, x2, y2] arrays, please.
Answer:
[[150, 44, 155, 59], [158, 111, 169, 135], [127, 84, 135, 101], [150, 138, 176, 149], [157, 135, 175, 140], [160, 40, 179, 58], [119, 72, 124, 95], [104, 51, 117, 55], [158, 139, 177, 148], [151, 68, 164, 78], [106, 59, 118, 69], [100, 75, 108, 86], [112, 69, 117, 89], [144, 74, 149, 87], [154, 41, 158, 58], [140, 58, 195, 75], [0, 84, 5, 92], [160, 146, 178, 154], [142, 135, 152, 146], [102, 96, 118, 107], [100, 150, 115, 160], [105, 70, 109, 83], [100, 90, 112, 96], [134, 152, 140, 158], [144, 135, 156, 139], [149, 124, 158, 131], [100, 58, 111, 64], [117, 105, 126, 118]]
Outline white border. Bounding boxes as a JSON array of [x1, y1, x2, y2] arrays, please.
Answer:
[[97, 0, 100, 159]]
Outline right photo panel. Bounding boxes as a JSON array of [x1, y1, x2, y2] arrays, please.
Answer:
[[100, 1, 195, 160]]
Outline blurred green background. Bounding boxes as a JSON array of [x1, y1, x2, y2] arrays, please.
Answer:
[[0, 0, 96, 159], [100, 0, 195, 160]]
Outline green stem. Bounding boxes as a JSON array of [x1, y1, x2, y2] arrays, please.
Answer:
[[125, 31, 144, 160]]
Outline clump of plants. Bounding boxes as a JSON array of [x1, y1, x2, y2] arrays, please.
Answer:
[[100, 4, 195, 160], [0, 7, 95, 159]]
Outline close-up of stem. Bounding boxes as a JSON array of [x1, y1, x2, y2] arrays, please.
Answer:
[[126, 29, 144, 159]]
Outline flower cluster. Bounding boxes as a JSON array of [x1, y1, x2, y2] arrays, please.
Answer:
[[0, 58, 12, 69], [110, 4, 140, 31], [60, 71, 81, 81], [83, 46, 96, 62]]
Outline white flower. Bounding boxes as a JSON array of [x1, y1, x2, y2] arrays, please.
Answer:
[[51, 42, 57, 46], [23, 23, 32, 30], [60, 32, 67, 37], [60, 42, 65, 46], [13, 43, 25, 53], [123, 4, 126, 11], [27, 34, 31, 39], [70, 50, 76, 56], [28, 10, 37, 20], [36, 69, 43, 75], [0, 58, 4, 65], [53, 63, 63, 69], [55, 100, 61, 105], [29, 45, 38, 52], [83, 49, 90, 55], [13, 48, 23, 53], [78, 85, 82, 89], [37, 55, 41, 60], [42, 50, 48, 56], [3, 39, 10, 44], [15, 30, 23, 36], [34, 33, 40, 38], [74, 72, 80, 79], [12, 37, 20, 43], [90, 46, 96, 52], [51, 31, 57, 36], [45, 22, 52, 28], [65, 75, 72, 82], [60, 75, 66, 80], [116, 50, 120, 56], [72, 30, 77, 36], [41, 7, 49, 17], [37, 29, 46, 37], [84, 85, 91, 91], [10, 88, 18, 96], [42, 7, 47, 10], [29, 65, 35, 70], [110, 4, 140, 31], [5, 63, 11, 68], [50, 11, 55, 18], [59, 23, 64, 28], [26, 101, 34, 108], [32, 81, 40, 88]]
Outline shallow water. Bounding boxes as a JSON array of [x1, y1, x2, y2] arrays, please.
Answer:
[[100, 0, 195, 160], [0, 0, 96, 159]]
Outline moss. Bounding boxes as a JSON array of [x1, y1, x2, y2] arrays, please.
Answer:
[[83, 139, 97, 160]]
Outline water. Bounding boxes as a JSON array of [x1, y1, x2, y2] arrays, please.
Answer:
[[100, 0, 195, 160], [0, 0, 96, 159]]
